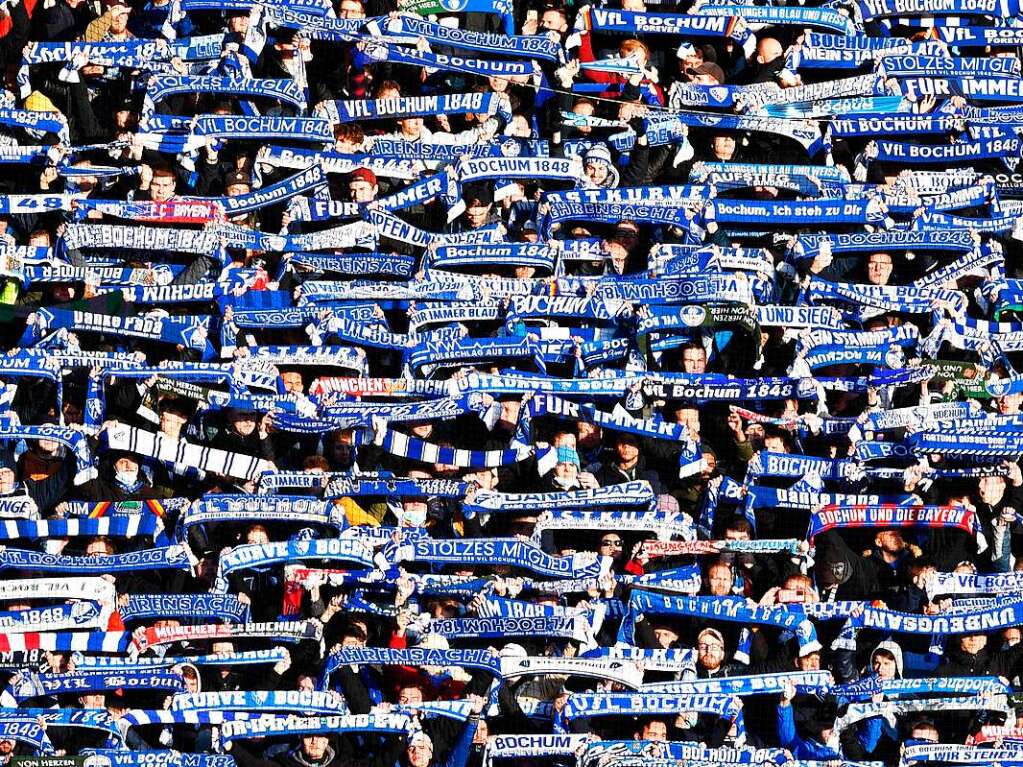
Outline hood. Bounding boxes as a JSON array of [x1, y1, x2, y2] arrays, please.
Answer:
[[870, 639, 904, 679]]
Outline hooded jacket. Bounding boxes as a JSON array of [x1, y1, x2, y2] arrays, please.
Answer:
[[940, 639, 1023, 678], [812, 530, 882, 601], [871, 639, 905, 679]]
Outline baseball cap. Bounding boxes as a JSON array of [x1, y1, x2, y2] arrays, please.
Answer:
[[350, 167, 377, 186], [697, 627, 725, 647], [688, 62, 725, 83]]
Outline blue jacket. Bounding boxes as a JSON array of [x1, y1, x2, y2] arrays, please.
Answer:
[[777, 703, 841, 761]]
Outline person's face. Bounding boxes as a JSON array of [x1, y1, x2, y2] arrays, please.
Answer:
[[400, 117, 423, 138], [911, 565, 936, 592], [652, 627, 678, 649], [330, 438, 353, 465], [465, 469, 496, 491], [109, 5, 130, 33], [763, 435, 786, 453], [466, 202, 491, 228], [697, 635, 726, 669], [638, 721, 667, 741], [150, 173, 176, 203], [398, 686, 423, 706], [682, 347, 707, 373], [335, 137, 360, 154], [229, 411, 257, 436], [541, 9, 566, 33], [341, 634, 365, 648], [226, 182, 249, 197], [473, 718, 488, 744], [585, 161, 609, 186], [37, 438, 59, 456], [700, 450, 718, 481], [875, 530, 904, 554], [553, 461, 578, 483], [961, 633, 987, 655], [606, 241, 628, 274], [113, 456, 138, 477], [712, 135, 736, 160], [783, 577, 817, 604], [693, 72, 719, 85], [184, 674, 199, 693], [599, 535, 624, 558], [0, 740, 14, 755], [979, 475, 1007, 504], [301, 735, 329, 761], [114, 109, 134, 131], [227, 13, 248, 33], [246, 527, 269, 545], [573, 100, 594, 135], [577, 421, 600, 449], [872, 652, 898, 679], [675, 408, 700, 439], [798, 651, 821, 671], [509, 114, 531, 138], [298, 675, 316, 692], [401, 500, 428, 527], [552, 692, 569, 713], [280, 371, 304, 394], [724, 528, 750, 542], [998, 391, 1023, 414], [407, 741, 432, 767], [338, 0, 364, 17], [624, 46, 648, 68], [197, 556, 219, 584], [211, 641, 233, 656], [488, 75, 509, 93], [0, 468, 14, 494], [615, 438, 640, 467], [867, 253, 893, 286], [160, 408, 188, 435], [498, 400, 521, 427], [707, 565, 731, 596], [350, 179, 376, 203]]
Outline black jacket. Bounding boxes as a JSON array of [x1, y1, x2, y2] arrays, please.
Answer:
[[230, 736, 404, 767], [940, 640, 1023, 679]]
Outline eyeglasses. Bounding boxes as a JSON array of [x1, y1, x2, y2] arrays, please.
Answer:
[[698, 643, 724, 652], [600, 539, 623, 548]]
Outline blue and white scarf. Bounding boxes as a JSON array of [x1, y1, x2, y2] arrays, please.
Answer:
[[398, 538, 609, 580]]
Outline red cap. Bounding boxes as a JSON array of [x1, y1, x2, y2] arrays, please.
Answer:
[[350, 167, 377, 186]]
